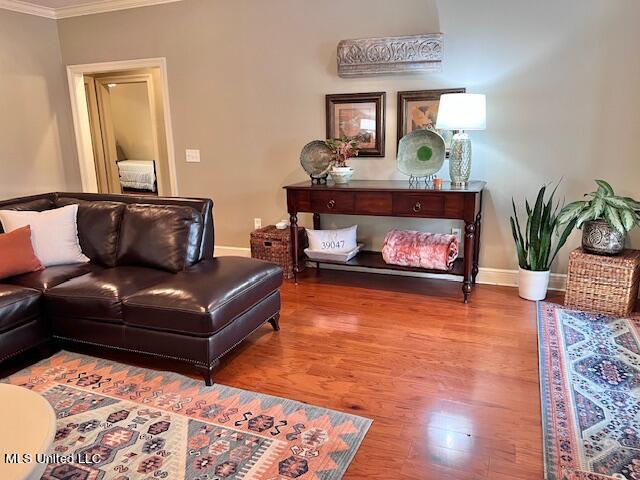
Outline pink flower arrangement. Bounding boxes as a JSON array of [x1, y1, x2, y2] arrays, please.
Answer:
[[325, 136, 361, 168]]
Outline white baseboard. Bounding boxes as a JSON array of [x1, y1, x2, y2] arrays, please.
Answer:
[[214, 245, 567, 291], [477, 267, 566, 291], [215, 246, 253, 257]]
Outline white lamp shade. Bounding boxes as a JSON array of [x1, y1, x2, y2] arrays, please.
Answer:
[[435, 93, 486, 130]]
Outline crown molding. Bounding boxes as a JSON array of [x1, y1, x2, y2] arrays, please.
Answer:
[[55, 0, 181, 19], [0, 0, 56, 18], [0, 0, 182, 19]]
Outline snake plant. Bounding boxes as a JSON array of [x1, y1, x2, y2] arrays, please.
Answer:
[[557, 180, 640, 234], [510, 184, 577, 271]]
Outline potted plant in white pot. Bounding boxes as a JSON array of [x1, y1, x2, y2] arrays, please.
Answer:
[[325, 136, 360, 184], [557, 180, 640, 255], [510, 184, 577, 301]]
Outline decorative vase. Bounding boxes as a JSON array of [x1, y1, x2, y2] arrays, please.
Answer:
[[581, 219, 625, 255], [449, 132, 472, 186], [329, 166, 354, 184], [518, 268, 550, 301]]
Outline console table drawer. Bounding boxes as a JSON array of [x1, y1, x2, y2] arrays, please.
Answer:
[[392, 193, 446, 217], [310, 191, 355, 214], [355, 192, 393, 215]]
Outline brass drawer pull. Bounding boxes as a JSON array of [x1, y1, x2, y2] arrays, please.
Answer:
[[327, 199, 336, 209], [413, 202, 422, 212]]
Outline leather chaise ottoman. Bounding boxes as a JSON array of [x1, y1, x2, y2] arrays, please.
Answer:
[[122, 257, 283, 382]]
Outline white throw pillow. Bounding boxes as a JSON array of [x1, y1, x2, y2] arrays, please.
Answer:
[[306, 225, 357, 252], [0, 205, 89, 267]]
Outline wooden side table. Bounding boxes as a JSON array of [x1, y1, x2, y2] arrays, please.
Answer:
[[565, 248, 640, 316], [283, 180, 485, 303]]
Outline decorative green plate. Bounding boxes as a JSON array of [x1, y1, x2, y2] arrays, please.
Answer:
[[396, 129, 446, 177]]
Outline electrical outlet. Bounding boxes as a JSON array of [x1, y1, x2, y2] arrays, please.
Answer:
[[254, 218, 262, 230], [185, 149, 200, 163], [452, 227, 463, 244]]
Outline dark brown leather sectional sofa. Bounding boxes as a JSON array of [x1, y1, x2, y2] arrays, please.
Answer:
[[0, 192, 283, 385]]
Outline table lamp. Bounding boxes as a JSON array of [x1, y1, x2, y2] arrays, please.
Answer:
[[435, 93, 486, 186]]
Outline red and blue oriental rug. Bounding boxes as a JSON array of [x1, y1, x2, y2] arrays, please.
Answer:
[[538, 302, 640, 480], [3, 352, 371, 479]]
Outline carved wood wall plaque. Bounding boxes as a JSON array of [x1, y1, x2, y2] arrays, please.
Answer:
[[337, 33, 443, 78]]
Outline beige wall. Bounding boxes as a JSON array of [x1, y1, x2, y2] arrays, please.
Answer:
[[56, 0, 640, 273], [0, 9, 81, 198], [109, 82, 155, 160]]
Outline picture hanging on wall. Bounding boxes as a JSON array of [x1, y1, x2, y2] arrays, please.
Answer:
[[325, 92, 385, 157], [397, 88, 465, 157]]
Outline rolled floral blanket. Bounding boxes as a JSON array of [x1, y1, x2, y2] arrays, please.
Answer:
[[381, 229, 459, 271]]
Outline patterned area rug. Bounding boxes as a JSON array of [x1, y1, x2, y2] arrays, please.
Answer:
[[3, 352, 371, 480], [538, 302, 640, 480]]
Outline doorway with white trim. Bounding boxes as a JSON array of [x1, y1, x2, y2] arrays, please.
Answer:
[[67, 58, 178, 196]]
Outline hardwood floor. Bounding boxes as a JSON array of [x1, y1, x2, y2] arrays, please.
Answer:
[[221, 270, 558, 479], [2, 269, 558, 479]]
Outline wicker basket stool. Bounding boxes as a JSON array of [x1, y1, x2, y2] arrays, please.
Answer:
[[564, 248, 640, 316], [250, 225, 306, 280]]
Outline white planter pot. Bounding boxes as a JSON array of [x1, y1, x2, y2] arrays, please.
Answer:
[[518, 268, 550, 301], [329, 167, 354, 184]]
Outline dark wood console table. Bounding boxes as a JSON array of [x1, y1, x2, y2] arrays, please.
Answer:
[[284, 180, 485, 303]]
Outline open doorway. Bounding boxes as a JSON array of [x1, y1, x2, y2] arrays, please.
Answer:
[[67, 58, 178, 196]]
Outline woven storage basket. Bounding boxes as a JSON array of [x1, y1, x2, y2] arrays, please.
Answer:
[[565, 248, 640, 316], [250, 225, 306, 279]]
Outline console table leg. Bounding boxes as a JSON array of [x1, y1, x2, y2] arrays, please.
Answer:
[[313, 213, 321, 274], [463, 222, 476, 303], [290, 213, 299, 283], [472, 211, 482, 285]]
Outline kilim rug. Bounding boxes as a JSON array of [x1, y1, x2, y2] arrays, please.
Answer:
[[538, 302, 640, 480], [3, 351, 371, 480]]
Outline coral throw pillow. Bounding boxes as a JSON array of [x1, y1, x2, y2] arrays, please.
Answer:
[[0, 226, 43, 280]]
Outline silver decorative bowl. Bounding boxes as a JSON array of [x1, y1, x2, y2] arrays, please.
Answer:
[[582, 219, 625, 256], [300, 140, 333, 181]]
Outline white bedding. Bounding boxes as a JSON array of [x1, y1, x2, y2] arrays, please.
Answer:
[[117, 160, 156, 191]]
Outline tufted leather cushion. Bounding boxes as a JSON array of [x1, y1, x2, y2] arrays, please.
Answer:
[[123, 257, 283, 336], [7, 263, 100, 292], [117, 204, 203, 273], [56, 198, 125, 267], [45, 266, 171, 323], [0, 284, 41, 334]]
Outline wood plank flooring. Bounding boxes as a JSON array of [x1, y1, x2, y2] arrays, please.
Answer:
[[2, 269, 557, 479], [221, 270, 556, 479]]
